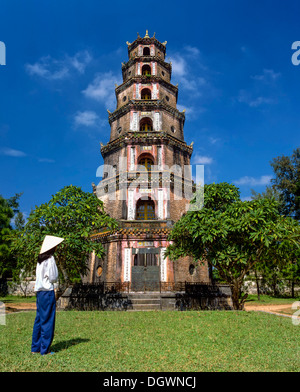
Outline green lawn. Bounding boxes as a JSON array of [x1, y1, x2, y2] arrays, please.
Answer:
[[1, 310, 299, 372], [245, 294, 300, 306], [0, 295, 36, 304]]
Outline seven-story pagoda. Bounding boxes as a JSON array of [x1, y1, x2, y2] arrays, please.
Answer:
[[88, 31, 210, 291]]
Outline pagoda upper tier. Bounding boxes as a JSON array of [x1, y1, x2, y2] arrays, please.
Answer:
[[120, 32, 174, 93], [126, 30, 167, 59], [107, 31, 186, 143]]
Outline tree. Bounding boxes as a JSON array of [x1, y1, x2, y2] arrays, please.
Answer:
[[251, 185, 283, 208], [10, 185, 118, 298], [0, 196, 14, 264], [250, 186, 283, 299], [166, 183, 300, 310], [14, 211, 25, 231], [250, 178, 300, 298], [271, 147, 300, 219], [0, 193, 22, 278]]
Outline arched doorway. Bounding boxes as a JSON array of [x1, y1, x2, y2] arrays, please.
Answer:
[[140, 117, 153, 132], [138, 156, 153, 171], [136, 197, 155, 220], [141, 88, 151, 100], [142, 64, 151, 76]]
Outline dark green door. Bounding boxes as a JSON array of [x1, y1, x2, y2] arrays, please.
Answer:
[[131, 253, 160, 291]]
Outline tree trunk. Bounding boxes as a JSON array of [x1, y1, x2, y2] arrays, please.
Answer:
[[55, 282, 69, 301], [255, 270, 261, 301], [55, 266, 71, 301], [291, 279, 295, 298], [231, 281, 242, 310]]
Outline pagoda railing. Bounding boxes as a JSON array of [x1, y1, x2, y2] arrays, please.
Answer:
[[63, 281, 233, 311], [71, 281, 227, 294]]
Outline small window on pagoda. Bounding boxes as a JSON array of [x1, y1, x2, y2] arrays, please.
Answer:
[[189, 264, 195, 276], [96, 265, 103, 277], [141, 88, 151, 100], [143, 47, 150, 56], [136, 197, 155, 220], [140, 117, 153, 132], [142, 64, 151, 76]]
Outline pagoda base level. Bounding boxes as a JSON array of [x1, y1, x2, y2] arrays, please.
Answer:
[[57, 283, 233, 311]]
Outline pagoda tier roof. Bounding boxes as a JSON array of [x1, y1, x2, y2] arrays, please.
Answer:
[[116, 75, 178, 96], [108, 99, 185, 124], [90, 219, 172, 241], [121, 55, 171, 72], [100, 131, 193, 157]]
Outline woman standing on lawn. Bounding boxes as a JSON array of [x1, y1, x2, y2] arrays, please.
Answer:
[[31, 235, 64, 355]]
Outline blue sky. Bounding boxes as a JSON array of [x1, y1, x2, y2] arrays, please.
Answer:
[[0, 0, 300, 219]]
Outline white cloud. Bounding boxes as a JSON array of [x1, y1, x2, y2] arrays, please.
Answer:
[[238, 90, 274, 107], [82, 71, 121, 110], [171, 54, 187, 77], [177, 104, 195, 115], [251, 69, 281, 82], [67, 50, 92, 74], [25, 50, 92, 80], [209, 137, 220, 145], [237, 69, 280, 108], [184, 45, 201, 57], [0, 147, 27, 157], [248, 96, 274, 107], [233, 175, 272, 186], [26, 56, 69, 80], [1, 148, 57, 163], [177, 104, 206, 120], [192, 154, 213, 165], [38, 158, 55, 163], [74, 110, 99, 127], [170, 52, 208, 94]]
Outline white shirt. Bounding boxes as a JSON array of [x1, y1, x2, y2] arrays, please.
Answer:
[[34, 255, 58, 292]]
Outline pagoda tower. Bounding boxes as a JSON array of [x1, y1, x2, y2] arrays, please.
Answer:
[[89, 31, 210, 291]]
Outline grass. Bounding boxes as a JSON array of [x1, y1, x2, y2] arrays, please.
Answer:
[[0, 295, 36, 304], [1, 310, 299, 372], [245, 294, 300, 306]]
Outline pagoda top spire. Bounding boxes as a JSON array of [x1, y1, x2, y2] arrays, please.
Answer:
[[126, 31, 167, 56]]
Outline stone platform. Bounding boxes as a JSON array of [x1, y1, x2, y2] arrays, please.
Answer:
[[57, 283, 233, 311]]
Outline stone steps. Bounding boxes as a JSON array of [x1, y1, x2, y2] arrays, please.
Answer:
[[127, 293, 162, 311]]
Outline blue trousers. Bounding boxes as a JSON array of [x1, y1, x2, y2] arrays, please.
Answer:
[[31, 290, 56, 355]]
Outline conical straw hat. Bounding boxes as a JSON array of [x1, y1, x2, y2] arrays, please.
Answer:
[[40, 235, 64, 254]]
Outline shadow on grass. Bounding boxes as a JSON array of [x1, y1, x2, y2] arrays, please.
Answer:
[[51, 338, 90, 353]]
